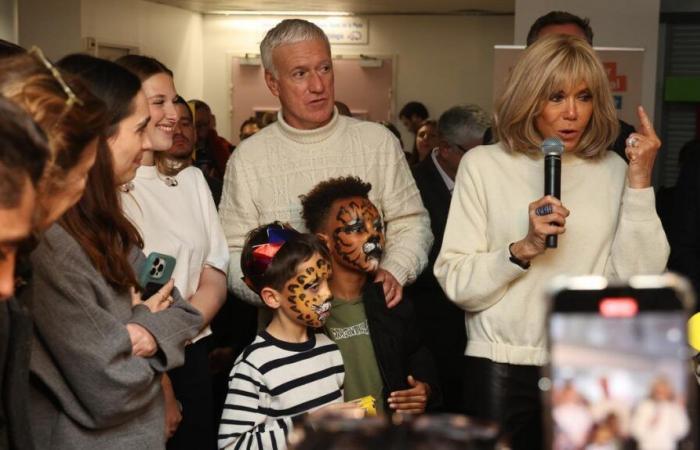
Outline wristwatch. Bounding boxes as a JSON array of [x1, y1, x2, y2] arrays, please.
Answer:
[[508, 243, 531, 270]]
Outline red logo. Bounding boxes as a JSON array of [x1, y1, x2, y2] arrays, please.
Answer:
[[604, 62, 627, 92], [599, 297, 638, 318]]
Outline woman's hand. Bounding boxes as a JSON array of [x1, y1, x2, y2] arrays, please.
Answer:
[[626, 105, 661, 189], [511, 195, 570, 262], [130, 279, 175, 313], [126, 323, 158, 357]]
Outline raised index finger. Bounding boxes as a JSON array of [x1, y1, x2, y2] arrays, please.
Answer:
[[637, 105, 658, 139]]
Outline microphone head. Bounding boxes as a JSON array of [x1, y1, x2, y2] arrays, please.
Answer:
[[541, 137, 564, 156]]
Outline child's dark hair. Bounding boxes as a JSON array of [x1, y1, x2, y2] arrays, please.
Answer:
[[241, 222, 331, 296], [300, 176, 372, 233]]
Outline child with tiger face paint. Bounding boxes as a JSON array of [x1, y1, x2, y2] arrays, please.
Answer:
[[331, 196, 385, 273], [301, 177, 441, 416]]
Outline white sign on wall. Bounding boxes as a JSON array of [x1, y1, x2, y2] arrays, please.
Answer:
[[493, 45, 644, 126], [314, 17, 368, 44]]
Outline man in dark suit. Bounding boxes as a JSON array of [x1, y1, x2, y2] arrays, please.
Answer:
[[407, 104, 489, 413]]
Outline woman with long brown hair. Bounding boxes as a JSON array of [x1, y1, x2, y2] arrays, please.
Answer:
[[21, 54, 202, 450], [0, 48, 107, 450], [116, 54, 228, 450]]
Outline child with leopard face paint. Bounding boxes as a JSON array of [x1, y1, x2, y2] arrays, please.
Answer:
[[301, 176, 441, 416], [218, 223, 363, 450]]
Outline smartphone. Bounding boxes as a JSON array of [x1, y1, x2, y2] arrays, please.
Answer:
[[138, 252, 176, 299], [543, 274, 697, 450]]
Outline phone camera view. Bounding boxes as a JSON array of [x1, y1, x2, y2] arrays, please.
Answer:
[[548, 299, 691, 450], [149, 258, 165, 278]]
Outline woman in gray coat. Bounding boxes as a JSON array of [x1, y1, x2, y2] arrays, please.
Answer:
[[23, 55, 202, 450]]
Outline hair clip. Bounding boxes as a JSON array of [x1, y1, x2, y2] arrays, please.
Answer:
[[244, 223, 299, 293]]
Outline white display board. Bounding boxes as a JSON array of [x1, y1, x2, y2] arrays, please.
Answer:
[[493, 45, 644, 126]]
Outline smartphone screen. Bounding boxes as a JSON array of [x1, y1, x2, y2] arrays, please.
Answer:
[[545, 283, 695, 450]]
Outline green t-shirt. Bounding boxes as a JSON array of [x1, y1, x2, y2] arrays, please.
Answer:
[[325, 295, 385, 414]]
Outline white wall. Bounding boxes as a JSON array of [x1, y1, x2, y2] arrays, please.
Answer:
[[0, 0, 17, 42], [81, 0, 203, 100], [514, 0, 660, 121], [202, 14, 514, 143], [18, 0, 81, 59]]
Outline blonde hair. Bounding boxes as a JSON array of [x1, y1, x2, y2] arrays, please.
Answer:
[[493, 34, 619, 159]]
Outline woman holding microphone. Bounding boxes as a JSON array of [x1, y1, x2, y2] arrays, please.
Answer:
[[434, 34, 668, 449]]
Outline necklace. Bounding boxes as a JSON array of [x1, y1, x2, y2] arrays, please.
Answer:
[[156, 170, 179, 187]]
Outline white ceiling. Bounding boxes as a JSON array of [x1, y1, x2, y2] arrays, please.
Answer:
[[146, 0, 514, 15]]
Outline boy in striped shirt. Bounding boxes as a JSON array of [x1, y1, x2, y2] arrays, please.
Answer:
[[218, 223, 362, 450]]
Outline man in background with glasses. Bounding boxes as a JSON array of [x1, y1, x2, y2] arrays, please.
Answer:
[[407, 104, 489, 414]]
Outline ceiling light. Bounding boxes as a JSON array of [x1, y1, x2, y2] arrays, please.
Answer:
[[210, 10, 351, 16]]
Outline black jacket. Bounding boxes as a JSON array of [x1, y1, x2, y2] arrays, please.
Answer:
[[669, 146, 700, 299], [0, 295, 35, 450], [362, 281, 442, 411], [408, 157, 466, 357]]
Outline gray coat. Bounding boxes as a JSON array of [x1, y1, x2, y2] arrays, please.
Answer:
[[23, 224, 202, 450]]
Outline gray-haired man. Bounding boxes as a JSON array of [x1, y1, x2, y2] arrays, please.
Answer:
[[408, 104, 489, 413], [219, 19, 432, 310]]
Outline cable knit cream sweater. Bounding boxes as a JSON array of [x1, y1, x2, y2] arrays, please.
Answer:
[[435, 143, 669, 366], [219, 110, 432, 305]]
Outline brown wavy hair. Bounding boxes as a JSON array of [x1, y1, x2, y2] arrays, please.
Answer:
[[57, 53, 145, 292], [493, 34, 619, 159], [0, 52, 107, 220]]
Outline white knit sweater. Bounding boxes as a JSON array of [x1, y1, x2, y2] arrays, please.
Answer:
[[219, 110, 432, 305], [434, 143, 669, 366]]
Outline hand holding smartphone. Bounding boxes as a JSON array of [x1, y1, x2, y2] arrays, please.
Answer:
[[543, 274, 696, 450], [139, 252, 176, 299]]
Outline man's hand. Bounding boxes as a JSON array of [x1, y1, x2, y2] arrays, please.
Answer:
[[388, 375, 430, 414], [374, 268, 403, 308], [126, 323, 158, 357]]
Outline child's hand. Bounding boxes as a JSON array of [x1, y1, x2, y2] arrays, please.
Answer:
[[310, 402, 365, 420], [388, 375, 430, 414]]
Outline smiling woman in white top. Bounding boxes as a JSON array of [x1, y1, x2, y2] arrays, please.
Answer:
[[117, 55, 229, 450]]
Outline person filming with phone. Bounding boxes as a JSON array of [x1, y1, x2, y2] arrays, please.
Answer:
[[434, 34, 668, 449]]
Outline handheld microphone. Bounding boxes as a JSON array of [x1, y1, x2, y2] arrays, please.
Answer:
[[541, 137, 564, 248]]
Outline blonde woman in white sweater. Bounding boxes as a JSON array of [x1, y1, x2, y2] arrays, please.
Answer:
[[434, 34, 668, 449]]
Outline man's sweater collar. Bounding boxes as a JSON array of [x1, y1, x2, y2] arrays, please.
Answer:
[[276, 107, 341, 145]]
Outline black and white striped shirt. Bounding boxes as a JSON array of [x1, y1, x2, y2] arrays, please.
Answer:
[[218, 330, 345, 450]]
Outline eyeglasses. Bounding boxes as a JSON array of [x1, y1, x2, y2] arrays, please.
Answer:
[[29, 46, 84, 126]]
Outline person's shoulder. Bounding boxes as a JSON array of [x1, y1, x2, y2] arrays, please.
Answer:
[[599, 149, 628, 174], [228, 125, 280, 169], [37, 224, 81, 258], [314, 332, 338, 348], [32, 224, 92, 275], [234, 334, 272, 368], [463, 142, 509, 163], [460, 142, 512, 174], [178, 165, 210, 187], [344, 117, 394, 142], [412, 153, 437, 177]]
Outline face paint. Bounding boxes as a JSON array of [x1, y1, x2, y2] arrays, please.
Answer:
[[283, 255, 333, 328], [331, 197, 385, 273]]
